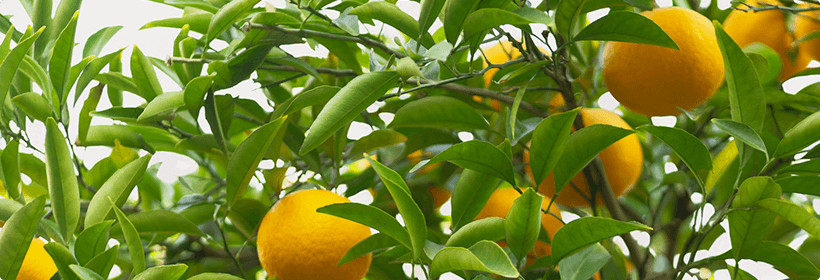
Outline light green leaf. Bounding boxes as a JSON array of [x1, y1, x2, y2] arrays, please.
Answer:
[[70, 264, 105, 280], [138, 91, 184, 122], [109, 210, 204, 236], [133, 264, 188, 280], [0, 196, 45, 280], [462, 8, 536, 40], [130, 45, 162, 101], [300, 72, 398, 154], [442, 0, 481, 43], [639, 125, 712, 186], [49, 11, 79, 103], [712, 119, 768, 159], [206, 0, 260, 46], [348, 130, 407, 158], [226, 117, 288, 206], [0, 26, 44, 111], [270, 86, 339, 119], [451, 169, 502, 230], [430, 240, 519, 278], [84, 155, 151, 228], [111, 200, 145, 276], [425, 140, 515, 185], [350, 1, 434, 47], [366, 156, 427, 260], [728, 177, 781, 257], [0, 140, 20, 201], [78, 84, 105, 144], [446, 217, 506, 248], [12, 92, 53, 122], [45, 118, 80, 241], [187, 273, 245, 280], [43, 242, 78, 280], [551, 217, 651, 262], [755, 198, 820, 239], [338, 233, 400, 266], [183, 75, 215, 119], [773, 110, 820, 159], [742, 240, 820, 277], [555, 0, 589, 40], [558, 244, 611, 280], [389, 96, 489, 131], [505, 188, 543, 261], [82, 26, 123, 58], [574, 11, 677, 49], [74, 221, 114, 266]]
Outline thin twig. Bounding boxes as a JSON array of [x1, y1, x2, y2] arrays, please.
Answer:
[[245, 23, 406, 58]]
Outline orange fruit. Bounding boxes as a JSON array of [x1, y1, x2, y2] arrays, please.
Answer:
[[257, 189, 372, 280], [603, 7, 725, 116], [15, 238, 58, 280], [724, 0, 811, 81], [795, 3, 820, 62], [474, 187, 563, 261], [428, 186, 451, 209], [525, 96, 643, 207], [482, 41, 522, 88]]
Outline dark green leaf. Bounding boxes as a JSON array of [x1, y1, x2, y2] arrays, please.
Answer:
[[69, 265, 104, 280], [755, 198, 820, 239], [389, 96, 489, 131], [43, 242, 78, 280], [419, 0, 446, 37], [348, 130, 407, 158], [270, 86, 339, 119], [742, 240, 820, 277], [551, 217, 651, 262], [0, 140, 20, 202], [133, 264, 188, 280], [206, 0, 260, 46], [777, 176, 820, 196], [300, 72, 398, 154], [529, 108, 580, 187], [317, 203, 410, 250], [639, 125, 712, 185], [110, 210, 204, 236], [553, 124, 633, 194], [430, 240, 519, 278], [338, 233, 401, 266], [350, 1, 434, 47], [574, 11, 678, 49], [451, 169, 502, 230], [183, 75, 214, 120], [462, 8, 537, 40], [712, 119, 768, 159], [446, 217, 506, 248], [82, 245, 118, 279], [555, 0, 589, 40], [74, 221, 114, 266], [425, 140, 515, 185], [93, 72, 140, 96], [728, 177, 781, 257], [442, 0, 481, 43]]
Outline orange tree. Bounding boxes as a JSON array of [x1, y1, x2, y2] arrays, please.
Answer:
[[1, 0, 820, 279]]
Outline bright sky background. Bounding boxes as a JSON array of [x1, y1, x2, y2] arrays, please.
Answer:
[[1, 0, 819, 279]]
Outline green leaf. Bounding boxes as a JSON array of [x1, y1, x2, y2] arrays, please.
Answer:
[[348, 130, 407, 158], [45, 118, 80, 241], [777, 176, 820, 196], [226, 117, 287, 206], [505, 188, 543, 261], [574, 11, 678, 49], [130, 45, 162, 101], [529, 108, 580, 187], [141, 14, 212, 35], [93, 72, 140, 96], [728, 177, 781, 257], [78, 84, 104, 143], [0, 27, 44, 112], [425, 140, 515, 185], [138, 91, 184, 122], [755, 198, 820, 239], [0, 140, 21, 202], [419, 0, 446, 37], [774, 110, 820, 159], [83, 245, 117, 278], [0, 196, 45, 280], [206, 0, 260, 46], [183, 75, 215, 119], [268, 56, 321, 78], [69, 265, 105, 280], [49, 11, 79, 103], [84, 155, 151, 228], [133, 264, 188, 280], [43, 242, 78, 280], [187, 273, 245, 280], [82, 26, 123, 58], [744, 43, 782, 85], [776, 160, 820, 175], [555, 0, 589, 40], [742, 240, 820, 277], [430, 240, 519, 278], [558, 244, 611, 280], [442, 0, 481, 43], [338, 233, 401, 266], [727, 263, 758, 280], [211, 44, 274, 90], [551, 217, 651, 262], [350, 1, 434, 47], [462, 8, 536, 40], [165, 0, 219, 13], [366, 157, 427, 260], [270, 85, 339, 119], [389, 96, 489, 131], [712, 119, 768, 159], [74, 220, 115, 266], [110, 210, 204, 236], [451, 169, 502, 230], [111, 200, 145, 276], [12, 92, 53, 122], [300, 72, 398, 155], [553, 124, 633, 194], [638, 125, 712, 185], [714, 21, 767, 168], [446, 217, 506, 248]]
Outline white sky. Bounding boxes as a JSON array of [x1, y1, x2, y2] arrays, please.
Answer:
[[1, 0, 819, 279]]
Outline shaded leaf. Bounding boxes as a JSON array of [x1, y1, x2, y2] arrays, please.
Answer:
[[574, 11, 678, 49], [551, 217, 651, 262], [0, 196, 45, 280], [367, 157, 427, 260], [446, 217, 506, 248], [85, 155, 151, 228], [389, 96, 489, 131], [553, 124, 633, 194], [425, 140, 515, 185], [529, 108, 580, 186], [226, 117, 287, 206], [430, 240, 519, 278]]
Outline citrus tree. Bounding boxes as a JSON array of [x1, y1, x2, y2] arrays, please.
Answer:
[[1, 0, 820, 279]]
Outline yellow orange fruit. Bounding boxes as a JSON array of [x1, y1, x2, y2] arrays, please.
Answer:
[[603, 7, 725, 116], [482, 41, 522, 88], [428, 186, 451, 209], [526, 96, 643, 207], [15, 238, 58, 280], [795, 3, 820, 62], [474, 187, 563, 260], [257, 189, 372, 280], [724, 0, 811, 81]]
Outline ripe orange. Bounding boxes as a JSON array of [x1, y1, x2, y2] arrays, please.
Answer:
[[15, 238, 58, 280], [428, 186, 451, 209], [795, 3, 820, 62], [525, 96, 643, 207], [602, 7, 725, 116], [474, 187, 563, 261], [723, 0, 811, 81], [256, 189, 372, 280]]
